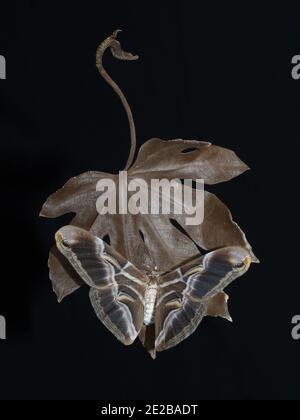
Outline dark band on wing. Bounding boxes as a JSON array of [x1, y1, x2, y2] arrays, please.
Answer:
[[89, 287, 141, 345], [55, 225, 147, 345], [185, 246, 251, 301], [155, 247, 251, 352], [155, 295, 206, 352]]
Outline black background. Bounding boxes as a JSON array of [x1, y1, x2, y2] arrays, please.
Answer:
[[0, 1, 299, 400]]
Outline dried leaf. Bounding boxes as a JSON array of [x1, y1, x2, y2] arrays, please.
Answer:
[[206, 292, 232, 322], [40, 139, 256, 301], [131, 138, 249, 184], [48, 245, 84, 302]]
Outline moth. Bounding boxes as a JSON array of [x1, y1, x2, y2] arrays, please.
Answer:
[[55, 225, 252, 358]]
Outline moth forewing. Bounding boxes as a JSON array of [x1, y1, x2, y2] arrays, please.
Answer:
[[55, 226, 148, 345], [89, 287, 140, 345], [187, 247, 252, 302]]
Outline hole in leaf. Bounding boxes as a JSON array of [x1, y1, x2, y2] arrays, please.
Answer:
[[139, 230, 145, 243], [169, 218, 208, 255], [102, 234, 111, 245], [181, 148, 198, 154]]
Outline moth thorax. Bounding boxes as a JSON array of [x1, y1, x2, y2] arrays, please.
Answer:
[[143, 281, 158, 326]]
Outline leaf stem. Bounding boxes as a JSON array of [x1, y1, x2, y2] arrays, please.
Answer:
[[96, 30, 139, 170]]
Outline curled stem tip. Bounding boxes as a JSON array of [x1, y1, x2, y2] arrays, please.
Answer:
[[96, 30, 139, 170]]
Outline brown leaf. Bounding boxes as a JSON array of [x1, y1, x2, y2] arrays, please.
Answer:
[[48, 245, 84, 302], [174, 191, 259, 263], [206, 292, 232, 321], [40, 139, 256, 301], [40, 171, 112, 228], [130, 138, 250, 184]]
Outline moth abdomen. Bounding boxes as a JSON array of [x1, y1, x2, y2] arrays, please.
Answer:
[[144, 282, 158, 326]]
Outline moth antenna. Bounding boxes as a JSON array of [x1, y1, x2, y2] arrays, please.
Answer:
[[96, 30, 139, 170]]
